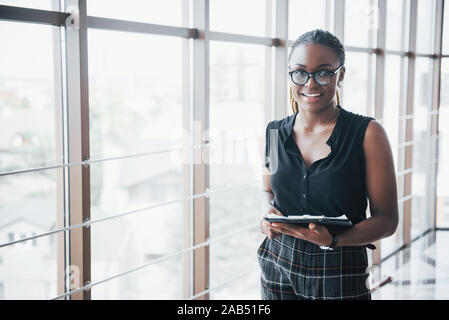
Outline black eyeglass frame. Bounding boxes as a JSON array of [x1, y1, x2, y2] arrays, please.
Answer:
[[288, 64, 344, 86]]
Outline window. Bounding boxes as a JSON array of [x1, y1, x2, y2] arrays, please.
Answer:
[[209, 0, 266, 37], [385, 0, 405, 51], [0, 233, 59, 299], [0, 20, 60, 299], [87, 0, 184, 27], [0, 0, 57, 11], [288, 0, 328, 40], [0, 21, 59, 171], [340, 52, 375, 116], [90, 208, 184, 299], [381, 54, 403, 258], [87, 30, 183, 160], [209, 41, 265, 188], [87, 29, 185, 299], [415, 0, 437, 54], [0, 0, 444, 300], [344, 0, 378, 48], [411, 58, 433, 239], [209, 41, 266, 299]]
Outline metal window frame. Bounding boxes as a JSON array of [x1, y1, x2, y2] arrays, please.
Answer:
[[429, 0, 444, 230], [181, 0, 193, 301], [274, 0, 288, 118], [191, 0, 210, 300], [399, 0, 417, 247], [333, 0, 345, 104], [265, 0, 274, 123], [51, 0, 66, 300], [0, 4, 68, 25], [63, 0, 91, 300]]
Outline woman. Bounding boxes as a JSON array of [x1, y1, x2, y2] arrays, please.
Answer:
[[257, 29, 398, 300]]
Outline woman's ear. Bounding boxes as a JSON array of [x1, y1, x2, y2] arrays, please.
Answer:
[[337, 67, 345, 85]]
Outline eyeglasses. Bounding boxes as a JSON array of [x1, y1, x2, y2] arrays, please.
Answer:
[[288, 64, 344, 86]]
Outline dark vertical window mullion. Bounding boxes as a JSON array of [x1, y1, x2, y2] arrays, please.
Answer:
[[64, 0, 91, 300], [192, 0, 210, 300]]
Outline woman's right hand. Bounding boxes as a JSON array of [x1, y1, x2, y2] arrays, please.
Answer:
[[260, 205, 284, 240]]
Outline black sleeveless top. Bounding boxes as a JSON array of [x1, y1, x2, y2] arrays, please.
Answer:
[[264, 105, 375, 225]]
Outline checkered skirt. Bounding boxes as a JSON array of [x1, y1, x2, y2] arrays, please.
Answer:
[[257, 233, 371, 300]]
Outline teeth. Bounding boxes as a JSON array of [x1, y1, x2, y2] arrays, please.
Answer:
[[303, 93, 321, 97]]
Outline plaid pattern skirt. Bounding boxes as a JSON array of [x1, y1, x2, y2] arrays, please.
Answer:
[[257, 233, 371, 300]]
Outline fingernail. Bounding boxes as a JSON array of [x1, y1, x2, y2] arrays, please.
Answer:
[[272, 223, 278, 227]]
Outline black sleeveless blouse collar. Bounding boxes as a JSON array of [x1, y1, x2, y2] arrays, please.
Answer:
[[283, 105, 345, 169]]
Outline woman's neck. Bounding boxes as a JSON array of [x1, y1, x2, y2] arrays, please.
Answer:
[[295, 101, 340, 133]]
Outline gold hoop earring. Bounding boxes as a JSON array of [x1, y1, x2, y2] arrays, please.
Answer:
[[289, 87, 299, 113], [335, 88, 341, 106]]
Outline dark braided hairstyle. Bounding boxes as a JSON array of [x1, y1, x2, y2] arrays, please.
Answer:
[[288, 29, 345, 113]]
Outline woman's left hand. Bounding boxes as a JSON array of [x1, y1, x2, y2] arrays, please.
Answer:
[[268, 222, 333, 246]]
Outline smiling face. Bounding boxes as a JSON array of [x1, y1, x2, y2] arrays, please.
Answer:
[[288, 42, 345, 112]]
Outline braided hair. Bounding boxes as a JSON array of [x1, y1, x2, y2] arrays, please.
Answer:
[[288, 29, 345, 113]]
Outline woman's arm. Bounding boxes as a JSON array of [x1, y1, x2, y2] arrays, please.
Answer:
[[332, 120, 399, 246], [269, 120, 399, 247]]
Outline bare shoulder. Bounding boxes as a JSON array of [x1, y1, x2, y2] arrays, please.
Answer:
[[363, 119, 390, 151]]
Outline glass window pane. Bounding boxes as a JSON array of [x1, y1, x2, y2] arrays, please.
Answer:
[[0, 0, 57, 11], [91, 201, 184, 299], [341, 52, 375, 116], [0, 21, 60, 171], [437, 58, 449, 227], [381, 55, 402, 258], [415, 0, 436, 54], [209, 41, 266, 298], [411, 57, 433, 239], [210, 268, 260, 299], [87, 0, 183, 27], [344, 0, 378, 48], [288, 0, 328, 40], [0, 21, 61, 299], [413, 58, 432, 140], [209, 187, 263, 299], [88, 114, 185, 297], [0, 170, 59, 299], [89, 131, 187, 298], [88, 30, 183, 159], [88, 30, 185, 298], [209, 226, 262, 299], [383, 55, 401, 169], [209, 41, 266, 188], [209, 0, 266, 37], [91, 252, 183, 299], [385, 0, 404, 51]]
